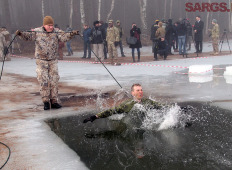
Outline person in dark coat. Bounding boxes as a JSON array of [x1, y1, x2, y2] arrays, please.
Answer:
[[193, 16, 204, 53], [90, 21, 105, 61], [99, 21, 108, 59], [82, 24, 92, 59], [129, 23, 142, 62], [154, 37, 168, 60], [177, 20, 187, 55], [173, 22, 179, 52], [185, 19, 192, 51], [165, 19, 175, 55]]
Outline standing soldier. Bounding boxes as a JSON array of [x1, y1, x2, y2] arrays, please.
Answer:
[[208, 19, 219, 55], [0, 31, 6, 62], [0, 27, 11, 61], [15, 16, 79, 110], [106, 20, 121, 65], [115, 20, 126, 57]]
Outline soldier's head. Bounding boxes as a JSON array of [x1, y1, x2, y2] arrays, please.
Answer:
[[116, 20, 120, 26], [108, 20, 113, 27], [43, 16, 54, 32], [131, 84, 143, 101], [212, 19, 217, 25]]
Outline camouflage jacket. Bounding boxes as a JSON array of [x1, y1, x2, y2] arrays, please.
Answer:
[[106, 26, 120, 43], [0, 33, 6, 48], [19, 27, 74, 60], [115, 25, 123, 41], [96, 98, 163, 118], [211, 24, 220, 39]]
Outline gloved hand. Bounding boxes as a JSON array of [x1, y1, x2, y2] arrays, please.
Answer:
[[83, 115, 97, 123], [15, 30, 22, 36], [70, 30, 79, 36], [114, 41, 119, 47]]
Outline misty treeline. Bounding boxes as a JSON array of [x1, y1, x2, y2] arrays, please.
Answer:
[[1, 0, 232, 40]]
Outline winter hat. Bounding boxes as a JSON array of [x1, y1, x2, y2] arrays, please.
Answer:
[[43, 16, 54, 25], [108, 20, 113, 24], [93, 20, 100, 26], [212, 19, 217, 23]]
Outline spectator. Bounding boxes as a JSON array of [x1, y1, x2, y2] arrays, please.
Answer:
[[193, 16, 204, 53], [185, 19, 192, 51], [165, 19, 175, 55], [173, 22, 179, 52], [129, 23, 142, 62], [115, 20, 126, 57], [90, 21, 105, 62], [82, 23, 92, 59], [106, 20, 121, 65], [0, 31, 6, 62], [155, 22, 166, 39], [0, 27, 11, 61], [66, 25, 73, 56], [208, 19, 220, 55], [150, 20, 159, 53], [177, 20, 187, 55], [99, 21, 108, 59], [154, 37, 168, 60]]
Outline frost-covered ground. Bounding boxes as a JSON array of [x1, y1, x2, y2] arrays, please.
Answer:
[[1, 42, 232, 169]]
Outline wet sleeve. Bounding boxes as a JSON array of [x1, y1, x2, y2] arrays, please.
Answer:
[[96, 100, 135, 118], [145, 99, 164, 110]]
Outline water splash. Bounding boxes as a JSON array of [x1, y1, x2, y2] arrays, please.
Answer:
[[141, 104, 192, 131]]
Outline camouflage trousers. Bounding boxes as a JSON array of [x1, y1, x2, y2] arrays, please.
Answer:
[[108, 42, 118, 64], [212, 38, 219, 53], [0, 47, 11, 62], [36, 59, 60, 103]]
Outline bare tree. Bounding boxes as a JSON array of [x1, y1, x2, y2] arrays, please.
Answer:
[[163, 0, 167, 19], [69, 0, 73, 27], [106, 0, 115, 21], [139, 0, 148, 31], [80, 0, 86, 26], [98, 0, 102, 20], [205, 0, 211, 34], [169, 0, 173, 19], [41, 0, 45, 19]]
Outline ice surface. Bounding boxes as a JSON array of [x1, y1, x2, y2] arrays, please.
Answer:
[[2, 42, 232, 169]]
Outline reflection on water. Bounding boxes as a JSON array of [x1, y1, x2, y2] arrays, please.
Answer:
[[46, 102, 232, 170]]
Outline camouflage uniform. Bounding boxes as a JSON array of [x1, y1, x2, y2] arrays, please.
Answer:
[[19, 27, 74, 103], [211, 23, 220, 54], [1, 29, 11, 61], [96, 98, 163, 118], [106, 24, 120, 64], [0, 32, 6, 62]]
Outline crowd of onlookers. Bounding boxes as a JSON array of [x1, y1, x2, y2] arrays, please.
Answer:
[[0, 15, 220, 64]]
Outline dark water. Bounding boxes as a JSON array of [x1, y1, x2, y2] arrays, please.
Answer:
[[46, 102, 232, 170]]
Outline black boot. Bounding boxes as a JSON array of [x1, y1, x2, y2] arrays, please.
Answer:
[[51, 103, 62, 109], [137, 52, 140, 62], [44, 102, 50, 110]]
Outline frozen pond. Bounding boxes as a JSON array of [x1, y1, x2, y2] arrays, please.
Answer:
[[2, 46, 232, 169]]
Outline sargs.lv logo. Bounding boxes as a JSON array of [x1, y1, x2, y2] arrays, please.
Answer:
[[185, 2, 232, 12]]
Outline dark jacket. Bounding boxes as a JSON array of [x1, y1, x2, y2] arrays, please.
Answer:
[[83, 27, 92, 43], [150, 24, 159, 41], [157, 39, 168, 51], [194, 20, 204, 41], [129, 26, 142, 48], [91, 26, 105, 44], [165, 20, 175, 41], [186, 22, 193, 36], [177, 22, 187, 36]]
